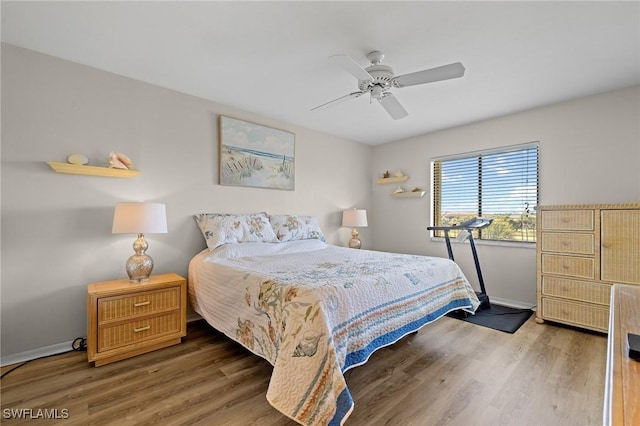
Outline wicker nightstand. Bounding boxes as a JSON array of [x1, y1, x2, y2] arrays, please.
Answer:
[[87, 273, 187, 366]]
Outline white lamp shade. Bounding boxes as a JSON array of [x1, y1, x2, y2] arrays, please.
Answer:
[[112, 202, 168, 234], [342, 209, 368, 228]]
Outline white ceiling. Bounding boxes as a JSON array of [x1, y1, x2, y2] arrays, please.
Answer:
[[2, 1, 639, 145]]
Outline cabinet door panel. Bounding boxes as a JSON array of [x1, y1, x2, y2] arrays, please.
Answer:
[[601, 210, 640, 284]]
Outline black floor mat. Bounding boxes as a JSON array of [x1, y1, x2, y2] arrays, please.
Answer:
[[447, 304, 533, 333]]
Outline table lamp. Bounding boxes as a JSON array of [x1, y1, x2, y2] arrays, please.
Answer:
[[112, 202, 168, 282], [342, 208, 368, 249]]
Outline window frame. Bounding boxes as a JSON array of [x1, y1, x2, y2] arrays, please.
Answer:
[[430, 142, 539, 245]]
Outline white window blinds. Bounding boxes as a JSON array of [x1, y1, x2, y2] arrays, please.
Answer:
[[432, 143, 539, 242]]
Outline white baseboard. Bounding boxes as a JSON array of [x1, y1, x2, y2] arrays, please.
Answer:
[[2, 314, 205, 367], [2, 302, 536, 367], [489, 296, 536, 310], [1, 340, 74, 368]]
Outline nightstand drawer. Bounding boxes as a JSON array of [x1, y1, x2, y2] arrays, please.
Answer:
[[542, 254, 595, 279], [541, 210, 594, 231], [541, 297, 608, 331], [98, 287, 180, 324], [541, 232, 594, 255], [542, 276, 610, 305], [98, 311, 181, 352]]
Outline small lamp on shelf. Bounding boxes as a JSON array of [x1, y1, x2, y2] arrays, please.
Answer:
[[342, 208, 368, 249], [112, 202, 168, 282]]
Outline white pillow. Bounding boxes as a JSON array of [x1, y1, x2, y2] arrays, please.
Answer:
[[194, 213, 278, 250], [269, 215, 326, 242]]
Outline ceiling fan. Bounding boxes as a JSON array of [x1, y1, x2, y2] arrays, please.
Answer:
[[311, 51, 465, 120]]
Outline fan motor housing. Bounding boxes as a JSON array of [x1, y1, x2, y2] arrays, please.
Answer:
[[359, 64, 394, 91]]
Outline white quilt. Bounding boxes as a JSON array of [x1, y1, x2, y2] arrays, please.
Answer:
[[188, 240, 479, 425]]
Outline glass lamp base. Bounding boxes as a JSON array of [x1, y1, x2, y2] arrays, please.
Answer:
[[348, 237, 362, 249], [126, 254, 153, 282], [125, 233, 154, 282], [348, 227, 362, 249]]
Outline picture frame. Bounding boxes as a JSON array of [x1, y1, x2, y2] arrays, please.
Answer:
[[219, 115, 295, 190]]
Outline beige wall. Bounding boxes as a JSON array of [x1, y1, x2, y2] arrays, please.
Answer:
[[371, 85, 640, 307], [0, 44, 372, 361], [2, 42, 639, 362]]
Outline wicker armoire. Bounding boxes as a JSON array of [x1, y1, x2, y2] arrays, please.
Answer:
[[535, 203, 640, 332]]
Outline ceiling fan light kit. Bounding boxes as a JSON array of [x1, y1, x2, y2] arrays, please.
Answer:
[[312, 50, 465, 120]]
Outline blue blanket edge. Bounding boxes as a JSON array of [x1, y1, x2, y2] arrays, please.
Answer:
[[328, 298, 473, 425]]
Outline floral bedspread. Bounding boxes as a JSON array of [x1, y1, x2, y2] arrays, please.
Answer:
[[188, 241, 479, 425]]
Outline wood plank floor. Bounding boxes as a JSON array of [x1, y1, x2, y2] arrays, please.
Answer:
[[1, 316, 606, 425]]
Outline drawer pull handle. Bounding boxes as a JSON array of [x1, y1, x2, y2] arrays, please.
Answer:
[[134, 325, 151, 333], [134, 301, 150, 307]]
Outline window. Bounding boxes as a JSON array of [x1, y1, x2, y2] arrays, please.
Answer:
[[432, 143, 538, 242]]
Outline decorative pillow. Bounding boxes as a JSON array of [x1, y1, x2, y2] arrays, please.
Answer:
[[269, 215, 326, 242], [194, 212, 278, 250]]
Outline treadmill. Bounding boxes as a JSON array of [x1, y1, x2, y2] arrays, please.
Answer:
[[427, 217, 493, 311]]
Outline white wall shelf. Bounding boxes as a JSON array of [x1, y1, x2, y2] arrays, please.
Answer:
[[390, 191, 426, 198], [47, 161, 140, 178], [376, 176, 409, 184]]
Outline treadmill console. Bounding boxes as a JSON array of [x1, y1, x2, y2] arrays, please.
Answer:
[[457, 217, 493, 229]]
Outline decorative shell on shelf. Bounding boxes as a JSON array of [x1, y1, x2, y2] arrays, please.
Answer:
[[66, 153, 89, 165], [392, 186, 406, 194], [108, 152, 133, 170], [393, 170, 404, 178], [383, 170, 391, 178], [411, 187, 422, 192]]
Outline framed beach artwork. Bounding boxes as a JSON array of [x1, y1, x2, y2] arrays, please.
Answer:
[[219, 116, 295, 190]]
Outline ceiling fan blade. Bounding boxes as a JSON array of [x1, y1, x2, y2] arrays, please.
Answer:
[[329, 54, 373, 82], [378, 93, 408, 120], [311, 91, 365, 112], [393, 62, 465, 88]]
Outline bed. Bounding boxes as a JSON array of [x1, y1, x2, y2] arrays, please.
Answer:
[[188, 213, 479, 425]]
